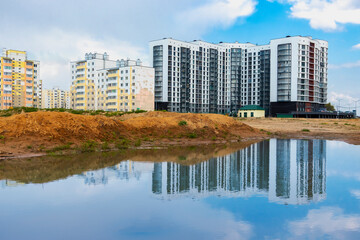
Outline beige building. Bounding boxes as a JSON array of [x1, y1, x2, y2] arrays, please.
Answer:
[[42, 88, 70, 109], [238, 105, 265, 118], [70, 52, 117, 110], [0, 49, 42, 110], [97, 59, 154, 112]]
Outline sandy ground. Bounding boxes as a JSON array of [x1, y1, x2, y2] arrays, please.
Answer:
[[0, 111, 263, 158], [241, 117, 360, 145]]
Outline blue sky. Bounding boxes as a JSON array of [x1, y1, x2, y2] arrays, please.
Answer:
[[0, 0, 359, 108]]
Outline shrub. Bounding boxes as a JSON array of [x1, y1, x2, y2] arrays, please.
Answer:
[[302, 129, 310, 132], [187, 133, 197, 138], [80, 140, 98, 152], [178, 120, 187, 126], [116, 139, 129, 150]]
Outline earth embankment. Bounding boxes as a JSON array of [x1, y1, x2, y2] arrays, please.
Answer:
[[0, 111, 263, 158]]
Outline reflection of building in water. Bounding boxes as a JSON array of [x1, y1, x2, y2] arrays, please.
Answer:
[[153, 141, 270, 198], [269, 139, 326, 204], [80, 160, 152, 185], [152, 139, 326, 204], [0, 180, 25, 188]]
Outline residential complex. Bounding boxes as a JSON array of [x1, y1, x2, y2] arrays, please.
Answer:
[[70, 53, 154, 112], [270, 36, 328, 114], [149, 36, 328, 116], [97, 59, 154, 112], [42, 88, 70, 109], [70, 52, 117, 110], [0, 49, 42, 110]]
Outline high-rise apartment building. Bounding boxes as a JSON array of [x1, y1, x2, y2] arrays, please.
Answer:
[[270, 36, 328, 115], [97, 59, 154, 112], [42, 88, 71, 109], [0, 49, 41, 110], [71, 53, 154, 112], [149, 39, 271, 114], [70, 52, 117, 110], [149, 36, 327, 116]]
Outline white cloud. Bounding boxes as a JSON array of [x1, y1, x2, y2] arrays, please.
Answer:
[[353, 43, 360, 50], [329, 60, 360, 69], [1, 29, 146, 90], [274, 0, 360, 31], [178, 0, 257, 34], [328, 91, 358, 109], [288, 207, 360, 239], [350, 189, 360, 199]]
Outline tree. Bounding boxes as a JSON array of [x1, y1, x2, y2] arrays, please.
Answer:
[[325, 102, 335, 111]]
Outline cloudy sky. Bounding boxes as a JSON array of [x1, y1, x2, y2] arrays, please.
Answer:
[[1, 0, 359, 108]]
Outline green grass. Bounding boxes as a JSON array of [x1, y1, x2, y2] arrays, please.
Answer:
[[115, 139, 129, 150], [46, 143, 73, 153], [134, 139, 142, 147], [187, 133, 197, 139], [0, 107, 147, 117], [178, 120, 187, 126], [302, 129, 310, 132], [79, 140, 98, 152]]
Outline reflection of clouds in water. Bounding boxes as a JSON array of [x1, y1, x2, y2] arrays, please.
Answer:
[[117, 202, 253, 240], [327, 141, 348, 149], [350, 189, 360, 199], [288, 207, 360, 239], [327, 170, 360, 182]]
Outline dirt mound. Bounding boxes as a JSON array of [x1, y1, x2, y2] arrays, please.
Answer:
[[0, 111, 262, 157]]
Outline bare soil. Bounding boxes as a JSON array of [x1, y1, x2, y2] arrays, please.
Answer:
[[0, 111, 263, 159], [241, 117, 360, 145]]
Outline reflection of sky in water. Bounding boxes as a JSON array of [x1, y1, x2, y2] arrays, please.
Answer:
[[0, 139, 360, 240]]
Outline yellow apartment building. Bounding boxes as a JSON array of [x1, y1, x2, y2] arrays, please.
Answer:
[[0, 49, 41, 110]]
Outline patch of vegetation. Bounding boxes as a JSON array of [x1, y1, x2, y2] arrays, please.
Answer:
[[334, 122, 338, 125], [187, 133, 197, 139], [212, 136, 217, 141], [27, 145, 33, 149], [178, 120, 187, 126], [115, 139, 129, 150], [0, 135, 5, 144], [46, 142, 73, 153], [266, 132, 272, 135], [178, 156, 187, 161], [302, 129, 310, 132], [101, 142, 110, 150], [134, 139, 142, 147], [79, 140, 98, 152]]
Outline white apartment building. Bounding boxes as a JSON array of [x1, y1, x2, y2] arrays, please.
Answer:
[[70, 53, 154, 112], [70, 52, 117, 110], [97, 59, 154, 112], [42, 88, 70, 109], [150, 36, 328, 116], [270, 36, 328, 114]]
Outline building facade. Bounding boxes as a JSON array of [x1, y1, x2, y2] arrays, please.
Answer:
[[70, 52, 117, 110], [70, 53, 154, 112], [97, 59, 154, 112], [0, 49, 41, 110], [42, 88, 71, 109], [270, 36, 328, 115], [149, 36, 327, 116]]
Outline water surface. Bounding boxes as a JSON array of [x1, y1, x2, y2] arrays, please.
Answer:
[[1, 139, 360, 239]]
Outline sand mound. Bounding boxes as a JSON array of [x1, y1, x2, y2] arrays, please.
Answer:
[[0, 111, 261, 156]]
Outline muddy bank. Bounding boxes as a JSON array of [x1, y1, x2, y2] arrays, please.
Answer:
[[0, 111, 264, 159]]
